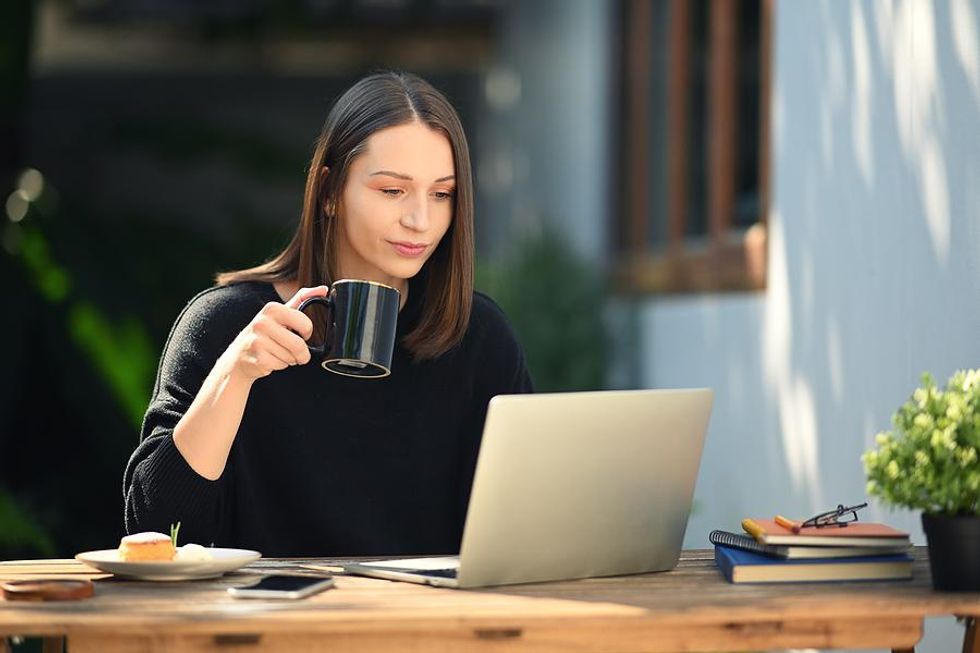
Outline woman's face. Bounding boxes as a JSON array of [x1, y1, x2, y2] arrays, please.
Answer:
[[335, 121, 456, 295]]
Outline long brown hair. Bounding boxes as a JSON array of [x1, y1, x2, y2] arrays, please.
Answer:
[[217, 72, 474, 360]]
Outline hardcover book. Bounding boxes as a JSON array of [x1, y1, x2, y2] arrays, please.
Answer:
[[714, 545, 914, 584]]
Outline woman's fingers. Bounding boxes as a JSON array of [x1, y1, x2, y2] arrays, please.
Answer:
[[230, 287, 329, 381], [268, 323, 312, 366], [285, 285, 329, 310], [257, 350, 291, 372], [265, 333, 304, 367], [264, 302, 315, 340], [253, 313, 311, 366]]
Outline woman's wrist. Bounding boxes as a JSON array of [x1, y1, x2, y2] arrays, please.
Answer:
[[217, 349, 257, 389]]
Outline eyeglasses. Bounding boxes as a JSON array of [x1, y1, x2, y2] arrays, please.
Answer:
[[800, 502, 868, 529]]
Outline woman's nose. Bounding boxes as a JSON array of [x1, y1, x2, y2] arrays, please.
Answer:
[[400, 200, 430, 231]]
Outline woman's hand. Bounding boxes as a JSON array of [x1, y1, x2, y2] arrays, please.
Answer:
[[225, 286, 329, 382]]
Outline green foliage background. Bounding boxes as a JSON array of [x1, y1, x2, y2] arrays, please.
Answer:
[[477, 228, 606, 393], [0, 174, 284, 558]]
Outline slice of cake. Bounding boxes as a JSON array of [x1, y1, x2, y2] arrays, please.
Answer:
[[118, 532, 176, 561]]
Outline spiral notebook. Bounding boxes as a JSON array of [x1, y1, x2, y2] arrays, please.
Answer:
[[709, 530, 912, 559]]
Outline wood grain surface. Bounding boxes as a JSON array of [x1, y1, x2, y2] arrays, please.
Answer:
[[2, 548, 978, 652]]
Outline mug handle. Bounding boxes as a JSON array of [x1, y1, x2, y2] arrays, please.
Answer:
[[295, 296, 334, 357]]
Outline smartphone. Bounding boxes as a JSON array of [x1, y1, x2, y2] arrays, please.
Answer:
[[227, 574, 335, 599]]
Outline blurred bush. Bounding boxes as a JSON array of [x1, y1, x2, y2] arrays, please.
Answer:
[[0, 169, 283, 559], [477, 227, 607, 393]]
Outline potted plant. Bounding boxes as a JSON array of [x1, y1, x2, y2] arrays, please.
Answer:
[[862, 370, 980, 591]]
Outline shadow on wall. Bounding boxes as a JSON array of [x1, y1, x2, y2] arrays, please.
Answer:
[[761, 0, 980, 511]]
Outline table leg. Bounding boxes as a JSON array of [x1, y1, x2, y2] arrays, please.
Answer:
[[963, 617, 978, 653], [892, 648, 915, 653]]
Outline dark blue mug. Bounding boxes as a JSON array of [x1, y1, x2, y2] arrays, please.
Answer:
[[297, 279, 401, 379]]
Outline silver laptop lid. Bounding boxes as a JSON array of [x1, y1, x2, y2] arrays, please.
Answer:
[[457, 388, 713, 588]]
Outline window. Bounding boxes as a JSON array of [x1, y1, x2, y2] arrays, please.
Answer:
[[617, 0, 772, 293]]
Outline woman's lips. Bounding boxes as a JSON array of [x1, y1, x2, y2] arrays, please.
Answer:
[[389, 241, 428, 257]]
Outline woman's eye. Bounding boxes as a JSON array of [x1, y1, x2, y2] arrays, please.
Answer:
[[381, 188, 403, 197], [433, 191, 455, 201]]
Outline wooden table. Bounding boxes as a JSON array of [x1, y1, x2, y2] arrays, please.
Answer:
[[1, 548, 977, 653]]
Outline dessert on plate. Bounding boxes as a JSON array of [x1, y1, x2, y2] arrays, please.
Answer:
[[117, 524, 213, 562], [117, 532, 175, 561]]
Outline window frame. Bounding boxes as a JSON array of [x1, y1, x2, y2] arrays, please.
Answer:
[[617, 0, 772, 294]]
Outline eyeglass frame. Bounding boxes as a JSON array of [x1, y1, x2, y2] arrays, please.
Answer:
[[799, 502, 868, 529]]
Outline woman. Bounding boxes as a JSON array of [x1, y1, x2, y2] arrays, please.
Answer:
[[123, 72, 533, 557]]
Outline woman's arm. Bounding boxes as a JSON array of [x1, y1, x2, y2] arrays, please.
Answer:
[[123, 285, 326, 541], [173, 287, 325, 480], [170, 354, 255, 481]]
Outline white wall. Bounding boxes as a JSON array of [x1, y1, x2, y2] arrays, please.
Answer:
[[639, 1, 979, 650]]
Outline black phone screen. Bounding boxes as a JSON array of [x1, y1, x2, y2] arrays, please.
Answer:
[[244, 575, 331, 591]]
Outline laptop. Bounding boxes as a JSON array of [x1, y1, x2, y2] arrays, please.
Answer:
[[344, 388, 713, 588]]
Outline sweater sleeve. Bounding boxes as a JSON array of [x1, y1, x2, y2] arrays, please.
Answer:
[[122, 286, 250, 545]]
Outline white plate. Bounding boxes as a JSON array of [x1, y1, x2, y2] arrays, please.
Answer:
[[75, 548, 262, 581]]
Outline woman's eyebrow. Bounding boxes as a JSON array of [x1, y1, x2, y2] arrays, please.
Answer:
[[369, 170, 455, 183]]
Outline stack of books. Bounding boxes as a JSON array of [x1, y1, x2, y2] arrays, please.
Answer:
[[712, 518, 913, 584]]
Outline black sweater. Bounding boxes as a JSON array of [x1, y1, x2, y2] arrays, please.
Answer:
[[122, 280, 532, 557]]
